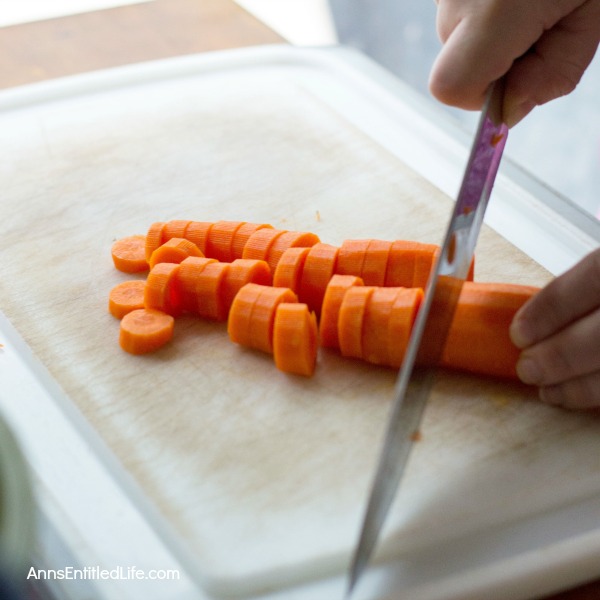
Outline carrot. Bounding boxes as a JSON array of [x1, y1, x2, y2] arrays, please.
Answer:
[[195, 261, 231, 321], [205, 220, 246, 262], [384, 241, 434, 288], [362, 286, 401, 366], [144, 262, 182, 316], [273, 303, 318, 377], [177, 256, 218, 313], [145, 222, 166, 261], [231, 223, 273, 260], [228, 283, 298, 353], [184, 221, 213, 255], [266, 230, 320, 273], [412, 244, 440, 289], [108, 280, 146, 319], [319, 274, 364, 349], [273, 246, 310, 293], [298, 243, 340, 316], [119, 308, 174, 355], [338, 286, 375, 359], [163, 220, 192, 241], [148, 237, 204, 269], [222, 258, 272, 314], [387, 287, 424, 368], [111, 235, 148, 273], [242, 228, 287, 262], [336, 239, 369, 279]]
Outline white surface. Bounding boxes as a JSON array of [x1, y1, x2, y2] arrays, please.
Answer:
[[1, 46, 599, 600]]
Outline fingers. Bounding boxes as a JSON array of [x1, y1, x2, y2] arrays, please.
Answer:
[[540, 372, 600, 410]]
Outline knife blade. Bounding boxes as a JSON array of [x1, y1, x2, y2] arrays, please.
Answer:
[[345, 78, 508, 598]]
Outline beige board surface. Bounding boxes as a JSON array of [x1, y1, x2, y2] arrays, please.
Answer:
[[2, 63, 599, 596]]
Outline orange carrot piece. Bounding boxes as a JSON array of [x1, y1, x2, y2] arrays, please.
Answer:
[[108, 280, 146, 319], [184, 221, 213, 255], [439, 281, 539, 379], [412, 244, 440, 289], [273, 303, 318, 377], [384, 241, 432, 287], [242, 228, 287, 261], [148, 237, 204, 269], [177, 256, 218, 313], [266, 230, 320, 273], [227, 283, 259, 349], [231, 223, 273, 260], [273, 246, 310, 293], [338, 286, 375, 359], [163, 220, 192, 241], [111, 235, 148, 273], [144, 262, 182, 316], [145, 222, 166, 261], [195, 261, 231, 321], [336, 239, 370, 278], [362, 286, 400, 365], [222, 258, 272, 314], [298, 243, 340, 316], [387, 288, 424, 368], [361, 239, 392, 286], [119, 308, 174, 355], [205, 220, 246, 262], [319, 274, 364, 349]]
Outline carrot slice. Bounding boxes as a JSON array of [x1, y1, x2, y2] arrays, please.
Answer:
[[338, 286, 375, 359], [145, 222, 166, 261], [273, 246, 310, 293], [231, 223, 273, 260], [111, 235, 148, 273], [119, 308, 174, 355], [144, 262, 182, 316], [184, 221, 213, 255], [163, 220, 192, 241], [242, 228, 287, 261], [195, 261, 231, 321], [412, 244, 440, 289], [222, 258, 272, 314], [336, 239, 369, 278], [273, 303, 318, 377], [362, 286, 400, 365], [108, 280, 146, 319], [177, 256, 218, 313], [298, 243, 340, 316], [205, 220, 246, 262], [384, 241, 431, 287], [266, 230, 320, 273], [387, 288, 424, 368], [361, 239, 392, 286], [148, 237, 204, 269], [319, 274, 364, 349]]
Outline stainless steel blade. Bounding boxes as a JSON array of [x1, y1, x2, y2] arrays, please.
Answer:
[[345, 78, 508, 598]]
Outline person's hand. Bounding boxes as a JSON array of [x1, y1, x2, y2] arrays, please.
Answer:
[[429, 0, 600, 127], [509, 248, 600, 409]]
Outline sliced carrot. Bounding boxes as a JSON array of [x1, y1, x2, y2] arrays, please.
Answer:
[[319, 274, 364, 349], [273, 303, 318, 377], [177, 256, 218, 313], [148, 237, 204, 269], [384, 241, 431, 287], [387, 287, 424, 368], [273, 246, 310, 293], [222, 258, 272, 314], [362, 286, 400, 366], [184, 221, 213, 255], [361, 239, 392, 286], [338, 286, 375, 359], [412, 244, 440, 289], [266, 230, 320, 273], [111, 235, 148, 273], [108, 280, 146, 319], [145, 222, 166, 261], [119, 308, 174, 355], [336, 239, 370, 279], [298, 243, 340, 316], [195, 261, 231, 321], [205, 220, 246, 262], [163, 220, 192, 241], [144, 262, 182, 316], [231, 223, 273, 260], [242, 228, 287, 262], [227, 283, 260, 349]]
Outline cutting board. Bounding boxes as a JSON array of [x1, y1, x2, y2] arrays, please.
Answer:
[[2, 50, 600, 598]]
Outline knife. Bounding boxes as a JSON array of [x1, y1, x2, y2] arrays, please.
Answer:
[[345, 78, 508, 598]]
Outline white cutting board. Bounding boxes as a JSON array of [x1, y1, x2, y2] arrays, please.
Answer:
[[1, 48, 600, 598]]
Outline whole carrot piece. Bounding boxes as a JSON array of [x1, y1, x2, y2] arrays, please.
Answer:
[[111, 235, 148, 273], [119, 308, 174, 355]]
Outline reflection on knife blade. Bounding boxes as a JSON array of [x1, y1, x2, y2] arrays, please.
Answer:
[[345, 78, 508, 598]]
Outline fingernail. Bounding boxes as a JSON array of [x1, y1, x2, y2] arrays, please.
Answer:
[[516, 355, 542, 385], [509, 315, 534, 349], [504, 99, 536, 129]]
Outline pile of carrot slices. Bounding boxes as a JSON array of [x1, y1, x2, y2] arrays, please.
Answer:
[[108, 219, 539, 379]]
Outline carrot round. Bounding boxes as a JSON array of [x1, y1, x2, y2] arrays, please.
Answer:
[[266, 230, 320, 273], [119, 308, 174, 355], [362, 286, 400, 366], [163, 220, 192, 241], [148, 237, 204, 269], [361, 239, 392, 286], [184, 221, 213, 255], [273, 303, 318, 377], [242, 228, 287, 261], [338, 286, 376, 359], [336, 239, 369, 279], [195, 261, 231, 321], [319, 274, 364, 349], [111, 235, 148, 273], [387, 288, 424, 368], [227, 283, 260, 349], [108, 280, 146, 319], [144, 262, 182, 316], [231, 223, 273, 260], [273, 246, 310, 293], [298, 243, 340, 316], [177, 256, 218, 313], [145, 222, 166, 261], [412, 244, 440, 289], [205, 220, 246, 262], [222, 258, 272, 314]]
